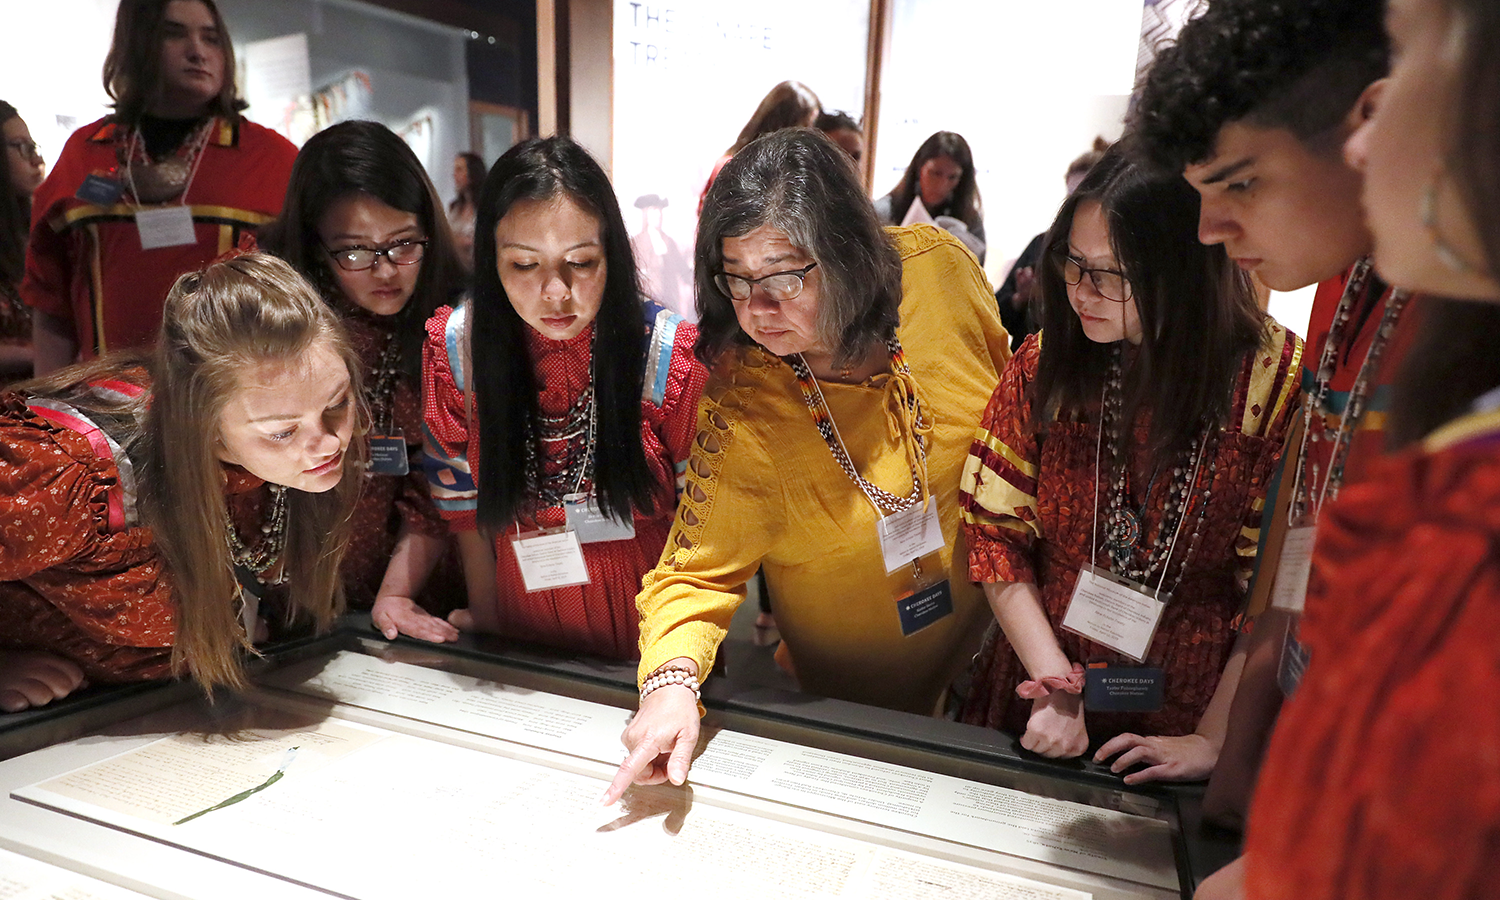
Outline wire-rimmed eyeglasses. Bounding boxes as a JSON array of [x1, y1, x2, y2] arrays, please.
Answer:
[[714, 262, 818, 302], [323, 239, 428, 272]]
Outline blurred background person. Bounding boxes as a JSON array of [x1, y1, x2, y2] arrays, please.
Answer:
[[0, 100, 43, 382], [258, 120, 464, 639], [448, 151, 484, 273], [815, 109, 865, 168], [876, 130, 986, 262], [22, 0, 297, 374], [699, 80, 822, 213], [995, 137, 1110, 351]]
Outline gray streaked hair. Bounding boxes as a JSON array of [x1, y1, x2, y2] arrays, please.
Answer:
[[693, 128, 902, 369]]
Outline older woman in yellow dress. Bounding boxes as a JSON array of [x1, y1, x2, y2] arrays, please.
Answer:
[[604, 129, 1010, 802]]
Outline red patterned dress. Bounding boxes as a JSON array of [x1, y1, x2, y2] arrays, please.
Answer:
[[334, 301, 452, 611], [0, 371, 278, 682], [1243, 406, 1500, 900], [422, 303, 707, 659], [958, 326, 1303, 742]]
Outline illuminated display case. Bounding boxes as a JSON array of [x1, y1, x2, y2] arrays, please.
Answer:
[[0, 625, 1236, 898]]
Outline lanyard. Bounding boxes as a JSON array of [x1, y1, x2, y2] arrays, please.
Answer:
[[787, 337, 930, 517], [123, 118, 213, 208]]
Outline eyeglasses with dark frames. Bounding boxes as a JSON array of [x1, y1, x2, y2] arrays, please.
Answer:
[[1059, 253, 1132, 302], [714, 262, 818, 302], [4, 139, 40, 160], [323, 239, 428, 272]]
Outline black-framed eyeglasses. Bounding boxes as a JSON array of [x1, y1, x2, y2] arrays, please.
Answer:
[[323, 239, 428, 272], [714, 262, 818, 302], [4, 139, 40, 159], [1059, 254, 1132, 302]]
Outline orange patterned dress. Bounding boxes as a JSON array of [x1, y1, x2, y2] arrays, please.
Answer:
[[958, 326, 1302, 742], [0, 372, 277, 682]]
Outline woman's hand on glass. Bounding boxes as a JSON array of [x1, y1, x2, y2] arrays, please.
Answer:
[[371, 594, 460, 643], [601, 679, 700, 805], [1022, 690, 1089, 758], [1094, 732, 1218, 785]]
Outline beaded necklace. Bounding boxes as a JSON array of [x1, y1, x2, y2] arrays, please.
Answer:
[[525, 359, 598, 512], [787, 337, 928, 515], [365, 330, 403, 435], [226, 483, 288, 583], [1092, 345, 1217, 592], [121, 118, 214, 205], [1288, 258, 1413, 521]]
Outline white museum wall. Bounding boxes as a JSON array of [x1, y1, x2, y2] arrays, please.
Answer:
[[611, 0, 870, 318]]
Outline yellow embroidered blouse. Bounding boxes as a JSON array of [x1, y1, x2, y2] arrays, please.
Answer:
[[636, 225, 1011, 714]]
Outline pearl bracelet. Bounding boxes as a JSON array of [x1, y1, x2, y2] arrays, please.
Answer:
[[639, 665, 701, 703]]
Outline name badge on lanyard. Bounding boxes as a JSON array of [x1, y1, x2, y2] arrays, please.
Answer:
[[1061, 564, 1168, 663], [135, 205, 197, 250], [368, 430, 410, 476], [1270, 522, 1318, 612], [563, 492, 636, 543], [511, 528, 591, 592], [876, 501, 945, 573]]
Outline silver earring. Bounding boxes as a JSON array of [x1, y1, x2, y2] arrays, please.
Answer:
[[1421, 174, 1478, 275]]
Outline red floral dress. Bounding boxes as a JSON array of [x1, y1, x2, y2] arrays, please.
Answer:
[[423, 304, 707, 659], [958, 328, 1303, 741], [0, 372, 278, 682], [335, 303, 452, 611]]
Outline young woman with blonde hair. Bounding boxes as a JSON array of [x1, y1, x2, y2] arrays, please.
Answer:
[[0, 252, 364, 712]]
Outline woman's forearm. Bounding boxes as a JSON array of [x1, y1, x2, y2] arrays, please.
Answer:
[[984, 580, 1074, 679]]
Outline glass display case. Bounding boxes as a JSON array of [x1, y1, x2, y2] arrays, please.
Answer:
[[0, 626, 1237, 898]]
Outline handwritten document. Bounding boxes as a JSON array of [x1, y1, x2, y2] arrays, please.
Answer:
[[263, 651, 1175, 890]]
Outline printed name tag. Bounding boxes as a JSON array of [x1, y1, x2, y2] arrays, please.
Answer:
[[511, 529, 590, 592], [895, 579, 953, 636], [563, 492, 636, 543], [136, 205, 196, 249], [1084, 664, 1166, 712], [1270, 524, 1317, 612], [76, 173, 124, 205], [1278, 621, 1310, 696], [877, 501, 945, 573], [368, 432, 409, 476], [1060, 565, 1167, 663]]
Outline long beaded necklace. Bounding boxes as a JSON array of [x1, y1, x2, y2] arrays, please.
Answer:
[[1093, 345, 1217, 591], [365, 330, 403, 435], [1288, 258, 1412, 521], [226, 484, 288, 583], [787, 336, 928, 515]]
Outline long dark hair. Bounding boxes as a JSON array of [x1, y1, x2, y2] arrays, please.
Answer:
[[695, 128, 902, 371], [885, 131, 983, 233], [1388, 0, 1500, 447], [1031, 144, 1265, 463], [258, 120, 463, 378], [471, 136, 656, 528], [103, 0, 245, 125], [0, 101, 28, 287]]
